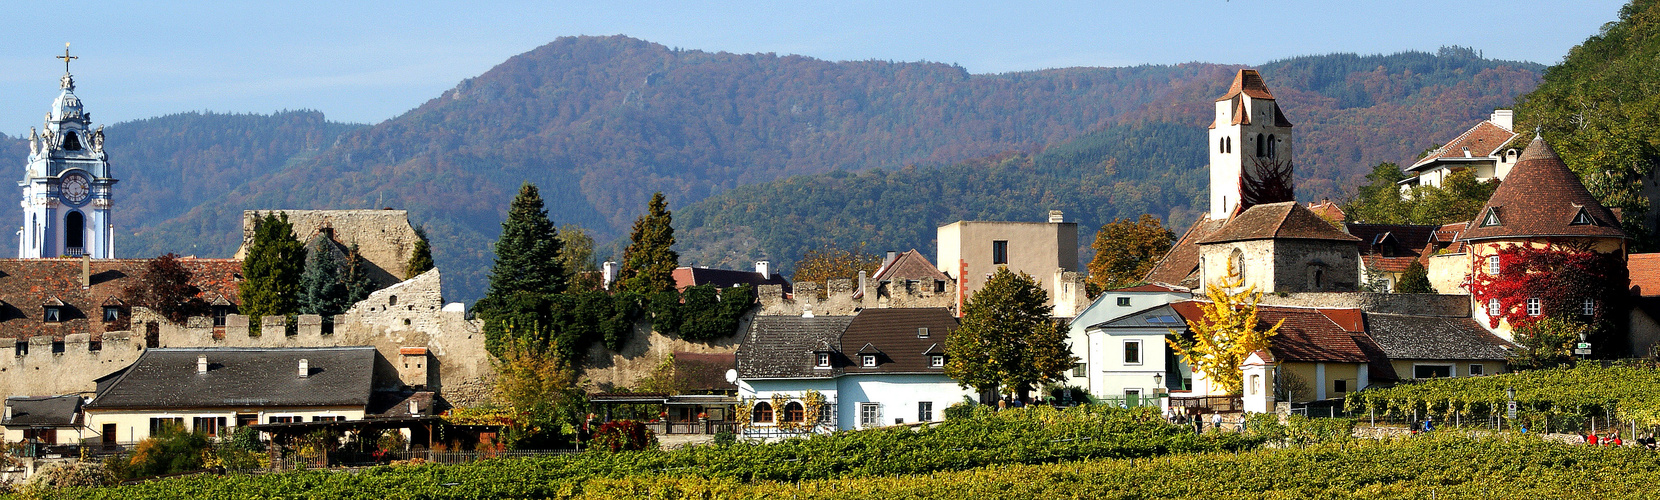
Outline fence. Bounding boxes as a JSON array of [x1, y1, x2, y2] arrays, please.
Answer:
[[287, 448, 579, 468], [645, 421, 740, 435], [1169, 395, 1242, 414]]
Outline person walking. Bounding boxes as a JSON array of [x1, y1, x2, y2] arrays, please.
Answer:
[[1212, 412, 1224, 433]]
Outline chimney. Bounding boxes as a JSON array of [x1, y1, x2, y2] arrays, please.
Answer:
[[1048, 210, 1065, 223], [885, 251, 897, 266], [297, 359, 310, 378], [601, 261, 619, 290], [755, 260, 770, 278], [198, 355, 208, 374], [80, 255, 90, 289], [1490, 109, 1515, 131]]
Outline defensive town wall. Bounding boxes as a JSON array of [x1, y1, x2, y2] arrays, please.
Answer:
[[0, 269, 494, 406], [757, 275, 957, 317], [235, 209, 422, 289]]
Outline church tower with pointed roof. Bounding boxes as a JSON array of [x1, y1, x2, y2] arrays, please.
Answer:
[[1209, 69, 1295, 219], [20, 45, 117, 259]]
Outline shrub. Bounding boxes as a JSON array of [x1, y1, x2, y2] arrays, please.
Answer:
[[117, 425, 210, 479], [944, 397, 977, 421], [590, 420, 657, 452]]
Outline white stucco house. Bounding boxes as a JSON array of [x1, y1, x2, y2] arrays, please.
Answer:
[[1064, 283, 1190, 392], [1081, 303, 1191, 401], [734, 308, 973, 434]]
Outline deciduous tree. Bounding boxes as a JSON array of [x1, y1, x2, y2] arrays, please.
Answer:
[[944, 268, 1074, 396], [1086, 214, 1175, 293], [122, 253, 204, 324], [792, 245, 882, 285], [1169, 262, 1283, 395], [557, 224, 600, 291], [619, 192, 680, 295], [239, 213, 305, 320]]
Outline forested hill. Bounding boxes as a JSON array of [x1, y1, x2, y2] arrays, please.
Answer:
[[677, 48, 1545, 274], [4, 37, 1542, 303]]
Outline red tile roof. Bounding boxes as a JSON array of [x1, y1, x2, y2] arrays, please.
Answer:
[[1144, 217, 1229, 286], [1630, 254, 1660, 297], [1363, 255, 1420, 273], [1407, 120, 1519, 172], [0, 258, 241, 341], [871, 249, 950, 282], [1307, 201, 1346, 223], [1199, 202, 1361, 244], [1459, 137, 1628, 242], [1170, 301, 1371, 364], [1216, 69, 1276, 101]]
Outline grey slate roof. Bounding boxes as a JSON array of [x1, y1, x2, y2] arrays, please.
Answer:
[[3, 395, 81, 428], [737, 316, 854, 379], [87, 347, 378, 409], [1363, 313, 1513, 361], [1090, 304, 1187, 330]]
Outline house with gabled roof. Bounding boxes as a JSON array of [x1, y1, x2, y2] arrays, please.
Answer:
[[735, 308, 972, 434], [1346, 223, 1438, 291], [1364, 313, 1511, 380], [1398, 110, 1521, 193], [1064, 283, 1190, 391], [2, 395, 84, 447], [81, 346, 409, 444], [1196, 201, 1362, 294]]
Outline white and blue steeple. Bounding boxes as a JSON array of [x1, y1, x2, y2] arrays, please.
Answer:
[[20, 43, 116, 259]]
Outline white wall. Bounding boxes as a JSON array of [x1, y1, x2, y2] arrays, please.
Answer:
[[1086, 326, 1176, 399], [1064, 291, 1187, 392], [738, 374, 972, 432]]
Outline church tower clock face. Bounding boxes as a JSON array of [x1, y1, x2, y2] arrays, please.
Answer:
[[61, 173, 89, 205]]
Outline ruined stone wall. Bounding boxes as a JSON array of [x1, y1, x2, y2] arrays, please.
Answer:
[[235, 209, 420, 288], [757, 277, 957, 317], [579, 314, 749, 392], [0, 269, 494, 407]]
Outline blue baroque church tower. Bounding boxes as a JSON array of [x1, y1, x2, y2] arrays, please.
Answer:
[[19, 45, 116, 259]]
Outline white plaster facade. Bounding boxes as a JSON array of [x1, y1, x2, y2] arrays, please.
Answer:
[[1064, 287, 1188, 392], [737, 374, 973, 432]]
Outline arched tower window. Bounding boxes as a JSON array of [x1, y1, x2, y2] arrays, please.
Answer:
[[1229, 248, 1246, 281], [64, 211, 85, 252], [1220, 137, 1226, 154], [1225, 137, 1232, 153], [1255, 134, 1265, 157], [62, 132, 81, 151], [1267, 134, 1277, 159]]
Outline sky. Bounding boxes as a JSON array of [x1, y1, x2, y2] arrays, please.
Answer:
[[0, 1, 1629, 132]]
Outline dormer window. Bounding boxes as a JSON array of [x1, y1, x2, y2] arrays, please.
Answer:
[[862, 355, 877, 367], [1480, 208, 1501, 227], [917, 327, 929, 339], [43, 307, 61, 323], [102, 306, 120, 322], [815, 352, 831, 368], [930, 355, 944, 367], [1571, 209, 1596, 226]]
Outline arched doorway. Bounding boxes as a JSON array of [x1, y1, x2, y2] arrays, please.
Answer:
[[64, 211, 85, 254]]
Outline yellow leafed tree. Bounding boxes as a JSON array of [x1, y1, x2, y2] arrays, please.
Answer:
[[1167, 261, 1282, 395]]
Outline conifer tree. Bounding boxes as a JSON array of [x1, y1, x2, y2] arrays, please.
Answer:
[[341, 243, 376, 307], [1395, 261, 1434, 294], [619, 192, 679, 294], [406, 225, 435, 277], [298, 237, 348, 317], [480, 183, 566, 313], [239, 213, 306, 320], [944, 268, 1075, 396]]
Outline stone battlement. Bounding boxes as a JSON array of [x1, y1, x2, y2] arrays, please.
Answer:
[[758, 273, 956, 316]]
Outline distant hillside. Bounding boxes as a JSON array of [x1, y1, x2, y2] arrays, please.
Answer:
[[3, 38, 1542, 303], [1, 111, 364, 256], [678, 47, 1544, 275]]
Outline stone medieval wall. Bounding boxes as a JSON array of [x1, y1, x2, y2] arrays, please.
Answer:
[[235, 209, 421, 288], [0, 269, 494, 406]]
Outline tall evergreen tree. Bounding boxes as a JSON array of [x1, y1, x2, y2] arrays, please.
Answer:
[[406, 225, 435, 277], [480, 183, 566, 312], [341, 243, 377, 307], [298, 237, 348, 317], [239, 213, 306, 320], [619, 192, 679, 294]]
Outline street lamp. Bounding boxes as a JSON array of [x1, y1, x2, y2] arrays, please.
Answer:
[[1153, 373, 1165, 396]]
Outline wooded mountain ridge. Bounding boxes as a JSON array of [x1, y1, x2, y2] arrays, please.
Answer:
[[0, 37, 1542, 302]]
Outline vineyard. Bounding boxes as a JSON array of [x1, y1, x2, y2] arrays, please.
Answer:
[[1345, 363, 1660, 430], [23, 406, 1258, 499]]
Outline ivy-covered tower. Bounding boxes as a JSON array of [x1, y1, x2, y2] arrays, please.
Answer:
[[19, 45, 117, 259]]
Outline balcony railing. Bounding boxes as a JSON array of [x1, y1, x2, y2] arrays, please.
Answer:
[[63, 247, 85, 257]]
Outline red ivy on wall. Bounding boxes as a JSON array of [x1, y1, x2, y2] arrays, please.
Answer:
[[1467, 242, 1624, 330]]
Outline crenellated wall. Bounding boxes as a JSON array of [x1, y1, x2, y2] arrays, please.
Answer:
[[758, 276, 957, 317], [0, 269, 494, 406]]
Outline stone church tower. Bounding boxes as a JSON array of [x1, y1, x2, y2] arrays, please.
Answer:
[[19, 46, 116, 259], [1209, 69, 1294, 219]]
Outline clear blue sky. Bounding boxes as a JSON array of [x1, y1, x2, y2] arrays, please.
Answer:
[[0, 1, 1628, 131]]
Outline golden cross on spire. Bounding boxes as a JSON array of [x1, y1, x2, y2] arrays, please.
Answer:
[[56, 43, 77, 74]]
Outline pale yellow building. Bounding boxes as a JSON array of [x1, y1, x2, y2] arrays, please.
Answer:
[[936, 211, 1083, 317]]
